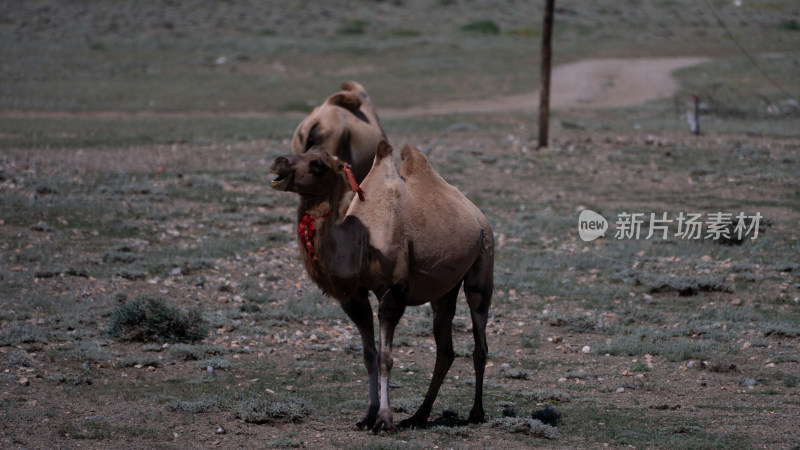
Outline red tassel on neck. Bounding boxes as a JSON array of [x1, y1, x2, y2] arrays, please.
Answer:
[[341, 164, 365, 202]]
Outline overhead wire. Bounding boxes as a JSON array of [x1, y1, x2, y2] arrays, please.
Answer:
[[703, 0, 792, 98]]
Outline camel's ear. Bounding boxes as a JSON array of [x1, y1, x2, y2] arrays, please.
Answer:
[[376, 140, 393, 160], [327, 91, 361, 113]]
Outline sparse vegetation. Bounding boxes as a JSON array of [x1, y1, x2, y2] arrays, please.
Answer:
[[460, 20, 501, 35], [106, 297, 208, 343], [0, 323, 57, 346], [489, 417, 557, 439], [234, 396, 314, 424]]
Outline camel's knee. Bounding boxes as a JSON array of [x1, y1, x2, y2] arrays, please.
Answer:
[[379, 349, 394, 374], [363, 346, 378, 372], [473, 344, 487, 365]]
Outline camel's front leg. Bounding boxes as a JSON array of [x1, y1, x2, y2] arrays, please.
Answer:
[[340, 290, 379, 430], [372, 287, 406, 433]]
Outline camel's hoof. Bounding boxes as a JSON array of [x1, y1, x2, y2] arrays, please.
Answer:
[[398, 415, 427, 430], [371, 410, 397, 434], [467, 409, 485, 424], [355, 416, 376, 431], [370, 421, 398, 434]]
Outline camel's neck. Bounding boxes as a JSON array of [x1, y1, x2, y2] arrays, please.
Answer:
[[296, 173, 349, 224], [295, 173, 349, 263], [295, 173, 365, 299]]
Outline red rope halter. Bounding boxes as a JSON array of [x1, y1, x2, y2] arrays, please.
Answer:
[[341, 163, 365, 202]]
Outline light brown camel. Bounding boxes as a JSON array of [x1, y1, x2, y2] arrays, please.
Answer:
[[270, 142, 494, 433], [292, 81, 387, 184]]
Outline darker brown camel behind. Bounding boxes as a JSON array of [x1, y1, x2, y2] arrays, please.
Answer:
[[270, 142, 494, 433]]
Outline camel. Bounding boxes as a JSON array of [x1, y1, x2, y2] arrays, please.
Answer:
[[292, 81, 387, 184], [270, 142, 494, 433]]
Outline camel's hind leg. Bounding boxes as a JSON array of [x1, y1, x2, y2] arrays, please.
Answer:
[[398, 281, 461, 429], [464, 246, 493, 424]]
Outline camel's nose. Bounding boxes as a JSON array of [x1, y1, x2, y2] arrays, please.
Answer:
[[270, 156, 292, 174]]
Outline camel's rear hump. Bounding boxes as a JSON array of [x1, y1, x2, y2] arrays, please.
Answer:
[[399, 144, 433, 179]]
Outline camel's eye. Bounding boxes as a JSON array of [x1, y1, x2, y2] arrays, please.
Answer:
[[305, 123, 319, 151], [309, 159, 328, 176]]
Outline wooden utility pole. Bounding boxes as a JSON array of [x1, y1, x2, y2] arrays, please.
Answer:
[[538, 0, 555, 149]]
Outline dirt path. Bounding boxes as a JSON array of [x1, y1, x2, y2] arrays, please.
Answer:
[[0, 57, 707, 120], [381, 57, 708, 118]]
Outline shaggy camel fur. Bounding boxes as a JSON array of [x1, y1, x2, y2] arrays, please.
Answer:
[[270, 142, 494, 433], [292, 81, 387, 184]]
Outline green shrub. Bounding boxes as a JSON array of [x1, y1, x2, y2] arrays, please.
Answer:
[[460, 20, 501, 35], [118, 355, 162, 368], [234, 396, 314, 424], [0, 322, 55, 346], [193, 357, 230, 371], [106, 296, 208, 343], [165, 397, 220, 413], [489, 417, 557, 439], [513, 389, 571, 404], [168, 343, 228, 361], [338, 19, 368, 35]]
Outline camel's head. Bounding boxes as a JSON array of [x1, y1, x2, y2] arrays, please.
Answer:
[[292, 89, 363, 157], [270, 146, 343, 196]]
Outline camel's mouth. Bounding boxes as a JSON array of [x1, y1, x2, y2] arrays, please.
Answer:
[[270, 173, 292, 190]]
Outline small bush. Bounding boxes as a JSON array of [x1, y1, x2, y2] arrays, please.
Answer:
[[106, 296, 208, 343], [549, 314, 597, 333], [48, 374, 92, 385], [193, 357, 230, 371], [51, 341, 112, 362], [706, 362, 738, 373], [267, 431, 304, 448], [118, 355, 162, 368], [763, 323, 799, 338], [0, 322, 55, 346], [531, 406, 562, 427], [644, 275, 732, 296], [391, 397, 424, 414], [520, 331, 540, 350], [234, 396, 314, 424], [599, 331, 712, 362], [779, 20, 800, 31], [514, 389, 571, 404], [168, 343, 228, 361], [338, 19, 368, 35], [782, 374, 799, 388], [165, 397, 220, 414], [489, 417, 557, 439], [503, 369, 530, 380], [460, 20, 501, 35]]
